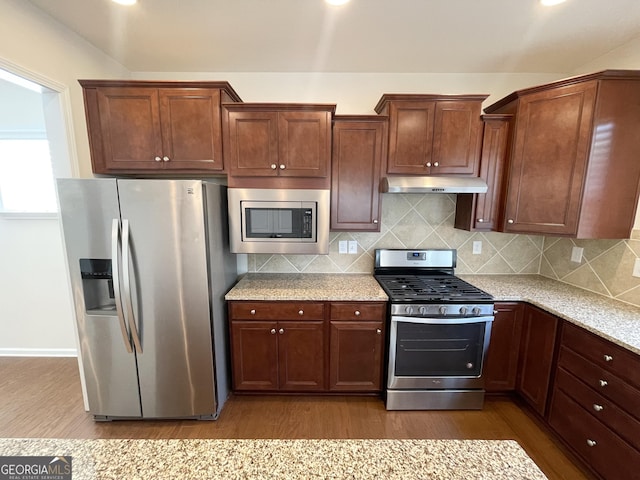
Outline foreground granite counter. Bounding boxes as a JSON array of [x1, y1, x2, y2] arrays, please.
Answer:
[[0, 438, 547, 479], [461, 274, 640, 356], [225, 273, 388, 302]]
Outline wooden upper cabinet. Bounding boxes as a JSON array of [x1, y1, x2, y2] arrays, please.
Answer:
[[455, 114, 512, 232], [485, 70, 640, 238], [223, 103, 335, 182], [374, 94, 487, 176], [79, 80, 241, 174], [331, 115, 388, 232]]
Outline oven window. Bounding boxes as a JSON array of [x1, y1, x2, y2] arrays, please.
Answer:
[[394, 322, 486, 377], [245, 208, 311, 239]]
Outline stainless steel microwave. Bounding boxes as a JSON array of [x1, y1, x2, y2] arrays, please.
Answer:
[[228, 188, 330, 254]]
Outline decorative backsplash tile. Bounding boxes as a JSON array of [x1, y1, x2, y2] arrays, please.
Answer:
[[247, 194, 543, 275]]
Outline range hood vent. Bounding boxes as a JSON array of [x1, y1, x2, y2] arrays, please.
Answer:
[[381, 176, 488, 194]]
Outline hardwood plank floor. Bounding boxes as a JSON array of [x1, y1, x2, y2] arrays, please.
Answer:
[[0, 357, 591, 479]]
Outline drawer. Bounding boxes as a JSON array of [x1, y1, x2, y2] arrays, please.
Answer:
[[330, 302, 386, 321], [555, 367, 640, 451], [549, 388, 640, 480], [563, 322, 640, 388], [229, 301, 325, 320], [558, 346, 640, 419]]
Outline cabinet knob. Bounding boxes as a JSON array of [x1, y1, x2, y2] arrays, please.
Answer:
[[271, 164, 277, 169], [162, 156, 170, 162], [279, 164, 286, 170], [270, 328, 276, 334], [433, 162, 439, 167], [603, 354, 613, 362], [250, 309, 256, 315], [376, 329, 382, 334], [373, 219, 378, 224], [154, 156, 162, 162], [593, 404, 604, 412], [354, 310, 361, 316], [298, 310, 304, 316], [279, 328, 284, 334], [477, 218, 484, 223], [425, 162, 432, 167], [599, 379, 608, 387], [586, 439, 597, 447], [507, 219, 514, 224]]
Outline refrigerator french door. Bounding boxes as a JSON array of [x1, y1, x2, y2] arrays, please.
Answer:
[[57, 179, 236, 420]]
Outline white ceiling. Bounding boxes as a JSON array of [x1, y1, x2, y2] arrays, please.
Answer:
[[26, 0, 640, 74]]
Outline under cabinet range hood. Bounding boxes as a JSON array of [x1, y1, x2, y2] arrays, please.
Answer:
[[381, 176, 488, 194]]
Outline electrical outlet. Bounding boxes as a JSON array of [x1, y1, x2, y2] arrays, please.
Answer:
[[472, 241, 482, 255], [633, 258, 640, 278], [570, 246, 584, 263], [348, 240, 358, 254], [338, 240, 347, 254]]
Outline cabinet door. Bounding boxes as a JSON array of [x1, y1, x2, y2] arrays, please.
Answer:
[[159, 88, 224, 171], [517, 305, 559, 415], [225, 110, 279, 176], [95, 87, 163, 171], [432, 101, 482, 175], [278, 111, 330, 177], [331, 118, 386, 231], [502, 81, 597, 235], [387, 101, 435, 174], [484, 302, 523, 392], [230, 321, 278, 391], [329, 321, 384, 391], [278, 321, 325, 391]]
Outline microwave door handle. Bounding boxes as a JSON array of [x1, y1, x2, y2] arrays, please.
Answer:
[[392, 315, 494, 325], [121, 219, 143, 353], [111, 219, 133, 353]]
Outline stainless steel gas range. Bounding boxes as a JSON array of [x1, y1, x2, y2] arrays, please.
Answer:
[[374, 249, 495, 411]]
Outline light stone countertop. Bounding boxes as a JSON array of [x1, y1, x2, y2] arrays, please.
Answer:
[[226, 273, 640, 356], [0, 438, 547, 479]]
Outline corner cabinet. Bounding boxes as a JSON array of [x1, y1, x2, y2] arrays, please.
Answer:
[[485, 70, 640, 238], [79, 80, 241, 174], [222, 103, 335, 188], [331, 116, 388, 232], [374, 94, 486, 176]]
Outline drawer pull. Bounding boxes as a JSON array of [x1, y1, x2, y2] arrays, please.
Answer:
[[355, 310, 361, 316], [586, 439, 597, 447], [270, 329, 276, 335], [250, 309, 256, 315], [599, 379, 608, 387], [603, 354, 613, 362], [279, 328, 284, 335], [593, 404, 604, 412], [298, 310, 304, 316]]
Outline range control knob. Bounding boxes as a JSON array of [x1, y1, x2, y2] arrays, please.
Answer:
[[418, 306, 428, 315], [459, 306, 468, 315], [472, 307, 481, 316], [439, 306, 447, 315], [404, 306, 414, 315]]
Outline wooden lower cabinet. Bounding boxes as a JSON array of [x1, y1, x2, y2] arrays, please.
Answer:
[[516, 305, 559, 415], [483, 302, 523, 392]]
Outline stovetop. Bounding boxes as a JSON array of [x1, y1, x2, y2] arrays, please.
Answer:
[[375, 274, 493, 304]]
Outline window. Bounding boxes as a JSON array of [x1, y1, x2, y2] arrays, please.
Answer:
[[0, 136, 57, 213]]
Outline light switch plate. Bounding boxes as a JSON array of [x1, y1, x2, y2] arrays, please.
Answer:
[[472, 241, 482, 255], [633, 258, 640, 278], [570, 246, 584, 263], [339, 240, 347, 254], [348, 240, 358, 254]]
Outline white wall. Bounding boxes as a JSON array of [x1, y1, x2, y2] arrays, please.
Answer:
[[0, 0, 129, 354]]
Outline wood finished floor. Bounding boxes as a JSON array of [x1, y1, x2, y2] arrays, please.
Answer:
[[0, 357, 591, 479]]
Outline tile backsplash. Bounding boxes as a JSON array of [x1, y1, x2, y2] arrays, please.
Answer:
[[246, 193, 543, 275]]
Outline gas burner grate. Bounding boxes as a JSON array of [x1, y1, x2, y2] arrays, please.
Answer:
[[375, 275, 493, 303]]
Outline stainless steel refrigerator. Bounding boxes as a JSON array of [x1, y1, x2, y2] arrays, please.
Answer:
[[57, 178, 237, 420]]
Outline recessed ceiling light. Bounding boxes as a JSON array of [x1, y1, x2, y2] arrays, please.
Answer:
[[325, 0, 351, 5], [112, 0, 137, 5], [540, 0, 566, 5]]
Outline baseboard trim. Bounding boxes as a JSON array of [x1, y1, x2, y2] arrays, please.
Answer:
[[0, 348, 77, 357]]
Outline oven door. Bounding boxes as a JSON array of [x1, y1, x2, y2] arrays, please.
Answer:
[[387, 315, 493, 390]]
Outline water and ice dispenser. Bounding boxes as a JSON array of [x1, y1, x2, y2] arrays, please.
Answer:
[[80, 258, 116, 313]]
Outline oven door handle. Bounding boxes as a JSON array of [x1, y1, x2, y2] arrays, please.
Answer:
[[391, 315, 494, 325]]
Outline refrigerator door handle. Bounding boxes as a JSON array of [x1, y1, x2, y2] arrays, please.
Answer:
[[122, 219, 143, 353], [111, 219, 133, 353]]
